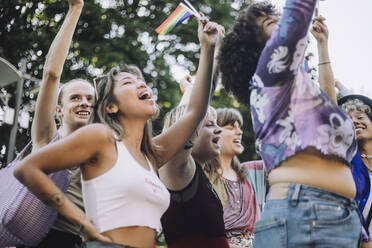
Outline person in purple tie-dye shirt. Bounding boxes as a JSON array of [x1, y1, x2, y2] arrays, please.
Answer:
[[219, 0, 361, 247]]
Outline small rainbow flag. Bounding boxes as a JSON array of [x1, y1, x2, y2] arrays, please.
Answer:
[[155, 3, 194, 35]]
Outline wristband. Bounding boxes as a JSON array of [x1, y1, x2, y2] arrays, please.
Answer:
[[318, 61, 331, 66]]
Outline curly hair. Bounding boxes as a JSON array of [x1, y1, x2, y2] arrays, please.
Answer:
[[342, 99, 372, 121], [218, 1, 278, 105]]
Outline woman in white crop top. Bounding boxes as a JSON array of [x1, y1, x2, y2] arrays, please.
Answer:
[[14, 17, 224, 248]]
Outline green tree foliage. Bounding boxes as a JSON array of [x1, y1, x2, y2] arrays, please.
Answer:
[[0, 0, 260, 167]]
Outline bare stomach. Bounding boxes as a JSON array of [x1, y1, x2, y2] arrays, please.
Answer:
[[102, 226, 156, 248], [268, 148, 356, 198]]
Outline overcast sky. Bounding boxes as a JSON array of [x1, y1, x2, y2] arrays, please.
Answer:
[[171, 0, 371, 97], [258, 0, 372, 97]]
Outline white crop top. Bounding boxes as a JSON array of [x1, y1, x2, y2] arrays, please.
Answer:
[[82, 141, 170, 233]]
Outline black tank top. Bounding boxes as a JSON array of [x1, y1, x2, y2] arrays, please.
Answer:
[[161, 163, 227, 245]]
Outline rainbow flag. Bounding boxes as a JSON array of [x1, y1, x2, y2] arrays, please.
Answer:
[[155, 3, 194, 35]]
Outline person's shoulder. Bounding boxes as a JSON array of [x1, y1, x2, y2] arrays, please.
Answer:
[[74, 123, 115, 144]]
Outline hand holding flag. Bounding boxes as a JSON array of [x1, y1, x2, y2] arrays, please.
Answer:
[[155, 1, 201, 35], [198, 15, 220, 48], [311, 15, 328, 43]]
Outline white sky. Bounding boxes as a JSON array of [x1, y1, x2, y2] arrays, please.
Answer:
[[173, 0, 372, 97], [258, 0, 372, 97]]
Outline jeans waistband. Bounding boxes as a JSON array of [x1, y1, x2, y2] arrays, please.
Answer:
[[268, 183, 358, 209]]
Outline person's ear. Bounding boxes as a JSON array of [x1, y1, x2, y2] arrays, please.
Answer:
[[56, 105, 63, 118], [106, 103, 119, 114]]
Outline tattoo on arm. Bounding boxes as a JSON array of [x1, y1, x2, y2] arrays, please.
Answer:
[[41, 192, 66, 208]]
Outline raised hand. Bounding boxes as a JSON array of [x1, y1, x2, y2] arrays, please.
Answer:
[[311, 15, 328, 44], [68, 0, 84, 8], [198, 14, 219, 48]]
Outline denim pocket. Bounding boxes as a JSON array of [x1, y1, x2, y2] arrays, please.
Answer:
[[254, 216, 287, 248], [314, 203, 352, 225]]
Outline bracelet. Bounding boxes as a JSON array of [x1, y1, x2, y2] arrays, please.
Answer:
[[77, 215, 87, 235], [318, 61, 331, 66], [77, 222, 84, 235]]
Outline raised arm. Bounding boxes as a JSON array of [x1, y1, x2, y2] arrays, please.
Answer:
[[179, 75, 194, 106], [14, 124, 112, 242], [31, 0, 83, 149], [154, 18, 221, 165], [335, 79, 353, 97], [311, 15, 337, 103], [211, 25, 225, 93], [179, 24, 224, 105], [255, 0, 317, 87]]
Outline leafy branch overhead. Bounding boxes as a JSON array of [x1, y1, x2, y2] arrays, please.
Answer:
[[0, 0, 260, 167]]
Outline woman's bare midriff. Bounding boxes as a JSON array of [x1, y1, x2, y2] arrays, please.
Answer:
[[102, 226, 156, 248], [268, 148, 356, 198]]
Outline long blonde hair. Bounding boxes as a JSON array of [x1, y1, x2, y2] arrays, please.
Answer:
[[90, 66, 160, 168], [162, 105, 217, 150]]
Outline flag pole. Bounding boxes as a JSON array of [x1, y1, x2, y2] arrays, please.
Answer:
[[183, 0, 201, 19], [316, 0, 320, 16], [180, 2, 200, 20]]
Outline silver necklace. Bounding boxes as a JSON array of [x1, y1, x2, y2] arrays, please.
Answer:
[[361, 154, 372, 159]]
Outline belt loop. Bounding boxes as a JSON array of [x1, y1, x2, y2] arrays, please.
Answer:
[[290, 184, 301, 206]]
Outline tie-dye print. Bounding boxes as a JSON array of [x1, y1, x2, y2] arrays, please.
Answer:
[[249, 0, 357, 173]]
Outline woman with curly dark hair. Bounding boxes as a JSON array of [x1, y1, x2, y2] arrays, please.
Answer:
[[219, 2, 279, 106], [219, 0, 361, 247]]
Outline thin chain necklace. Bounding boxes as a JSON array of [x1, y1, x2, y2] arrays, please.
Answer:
[[361, 154, 372, 159]]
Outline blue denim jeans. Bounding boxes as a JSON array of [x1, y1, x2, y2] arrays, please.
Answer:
[[253, 184, 362, 248], [83, 241, 137, 248]]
